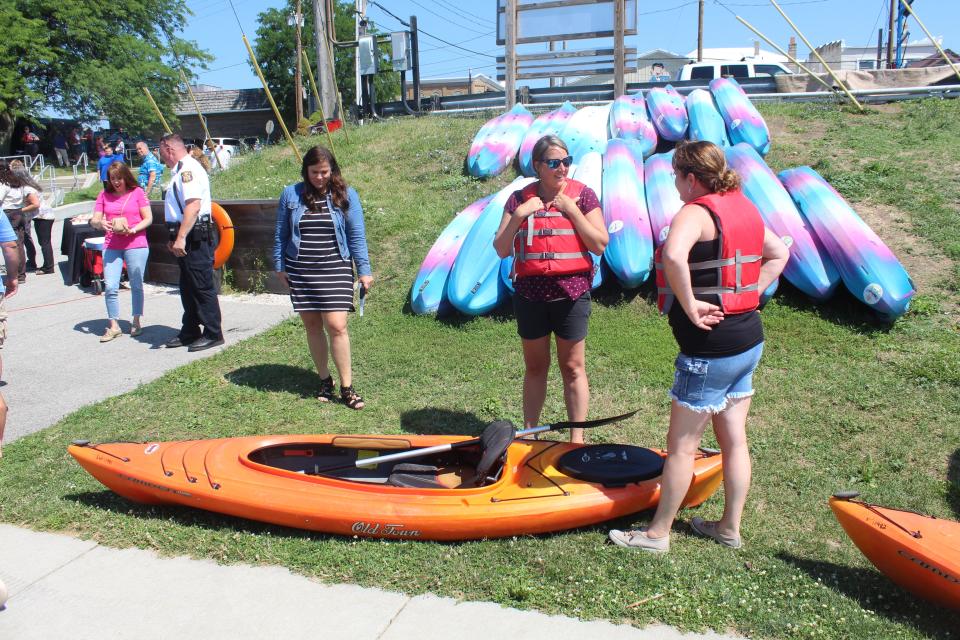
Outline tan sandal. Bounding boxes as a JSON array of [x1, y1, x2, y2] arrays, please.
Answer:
[[100, 326, 122, 343]]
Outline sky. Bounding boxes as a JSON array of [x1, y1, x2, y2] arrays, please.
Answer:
[[181, 0, 959, 90]]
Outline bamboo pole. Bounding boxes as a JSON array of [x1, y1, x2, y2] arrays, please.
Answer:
[[898, 0, 960, 82], [179, 69, 223, 169], [142, 87, 173, 134], [242, 34, 302, 163], [301, 49, 336, 152], [769, 0, 865, 111], [736, 16, 835, 93]]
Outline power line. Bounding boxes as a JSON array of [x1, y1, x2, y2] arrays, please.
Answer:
[[407, 0, 491, 35], [434, 0, 492, 27], [367, 1, 497, 58], [419, 31, 496, 53]]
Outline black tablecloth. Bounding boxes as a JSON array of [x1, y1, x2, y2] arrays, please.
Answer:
[[60, 221, 103, 285]]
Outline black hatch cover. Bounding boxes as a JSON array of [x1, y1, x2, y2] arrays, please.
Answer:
[[557, 444, 665, 487]]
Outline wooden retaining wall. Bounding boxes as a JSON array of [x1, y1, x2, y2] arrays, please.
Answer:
[[147, 199, 288, 294]]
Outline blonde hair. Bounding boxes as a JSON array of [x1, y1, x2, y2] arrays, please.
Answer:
[[672, 141, 740, 194]]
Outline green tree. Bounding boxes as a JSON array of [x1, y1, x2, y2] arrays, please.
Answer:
[[251, 0, 400, 126], [0, 0, 209, 152]]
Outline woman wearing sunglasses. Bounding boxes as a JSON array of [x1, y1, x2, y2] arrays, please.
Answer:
[[493, 135, 608, 443]]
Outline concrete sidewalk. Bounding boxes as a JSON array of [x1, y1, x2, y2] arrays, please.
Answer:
[[0, 206, 740, 640]]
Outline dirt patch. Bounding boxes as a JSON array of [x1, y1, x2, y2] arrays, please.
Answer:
[[766, 115, 828, 153], [854, 201, 959, 313]]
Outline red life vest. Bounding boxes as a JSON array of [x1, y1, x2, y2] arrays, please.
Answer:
[[655, 190, 764, 315], [512, 179, 593, 278]]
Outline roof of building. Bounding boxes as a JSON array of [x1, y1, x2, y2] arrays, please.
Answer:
[[906, 49, 960, 67], [418, 73, 502, 91], [174, 88, 271, 116]]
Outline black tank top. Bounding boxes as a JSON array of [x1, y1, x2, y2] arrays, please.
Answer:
[[667, 237, 764, 357]]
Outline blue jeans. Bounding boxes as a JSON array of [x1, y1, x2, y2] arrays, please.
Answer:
[[104, 247, 149, 320]]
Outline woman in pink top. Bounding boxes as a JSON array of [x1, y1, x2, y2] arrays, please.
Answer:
[[91, 162, 153, 342]]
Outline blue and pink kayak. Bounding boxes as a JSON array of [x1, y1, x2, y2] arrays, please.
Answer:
[[646, 85, 688, 142], [411, 195, 494, 315], [467, 104, 534, 178], [779, 167, 915, 320], [602, 139, 654, 288], [685, 88, 730, 148], [518, 102, 578, 177], [608, 92, 658, 158], [644, 150, 684, 247], [561, 104, 611, 164], [710, 78, 770, 156], [448, 177, 535, 315], [725, 143, 839, 301], [571, 151, 605, 290]]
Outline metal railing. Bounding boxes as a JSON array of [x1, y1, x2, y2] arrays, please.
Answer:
[[37, 163, 57, 191], [71, 152, 89, 191]]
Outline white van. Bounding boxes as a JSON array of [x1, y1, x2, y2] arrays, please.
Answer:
[[677, 60, 792, 81]]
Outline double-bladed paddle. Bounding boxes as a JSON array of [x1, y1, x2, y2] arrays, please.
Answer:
[[314, 410, 638, 475]]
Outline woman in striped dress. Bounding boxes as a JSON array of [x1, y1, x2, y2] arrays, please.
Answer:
[[274, 146, 373, 409]]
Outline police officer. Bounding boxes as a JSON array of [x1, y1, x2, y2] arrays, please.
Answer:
[[158, 133, 224, 351]]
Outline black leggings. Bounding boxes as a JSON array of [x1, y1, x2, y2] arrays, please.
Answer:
[[33, 218, 54, 271]]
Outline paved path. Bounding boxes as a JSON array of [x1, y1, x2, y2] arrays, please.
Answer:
[[0, 205, 741, 640]]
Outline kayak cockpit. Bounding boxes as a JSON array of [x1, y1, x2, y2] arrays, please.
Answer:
[[246, 440, 486, 489]]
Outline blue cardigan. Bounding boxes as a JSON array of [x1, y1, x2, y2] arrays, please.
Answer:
[[273, 182, 372, 276]]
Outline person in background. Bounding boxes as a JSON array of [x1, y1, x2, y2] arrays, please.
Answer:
[[90, 162, 153, 342], [274, 145, 373, 410], [9, 161, 41, 273], [68, 127, 82, 163], [0, 196, 20, 458], [98, 144, 123, 191], [136, 141, 164, 197], [53, 129, 69, 167], [113, 128, 126, 157], [20, 126, 40, 157], [608, 141, 788, 553], [0, 161, 41, 283], [650, 62, 672, 82], [158, 133, 224, 352], [83, 128, 95, 157], [189, 147, 212, 174], [95, 135, 106, 159], [493, 135, 608, 443]]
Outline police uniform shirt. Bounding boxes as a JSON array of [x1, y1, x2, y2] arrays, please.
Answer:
[[164, 154, 212, 224]]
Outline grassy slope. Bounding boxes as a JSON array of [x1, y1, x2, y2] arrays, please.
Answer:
[[2, 102, 959, 639]]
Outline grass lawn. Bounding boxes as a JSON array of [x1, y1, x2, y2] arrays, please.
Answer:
[[2, 100, 958, 639]]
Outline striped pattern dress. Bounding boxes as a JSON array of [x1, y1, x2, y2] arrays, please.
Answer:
[[285, 201, 355, 312]]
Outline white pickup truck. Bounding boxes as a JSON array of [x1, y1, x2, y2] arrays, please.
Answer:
[[676, 60, 793, 81]]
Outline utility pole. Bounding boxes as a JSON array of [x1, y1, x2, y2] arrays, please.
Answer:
[[887, 0, 896, 68], [697, 0, 704, 61], [292, 0, 304, 125], [356, 0, 366, 116], [313, 0, 337, 119]]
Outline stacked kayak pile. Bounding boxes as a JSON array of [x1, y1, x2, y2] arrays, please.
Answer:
[[422, 79, 913, 320]]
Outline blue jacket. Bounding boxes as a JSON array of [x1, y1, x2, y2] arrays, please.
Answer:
[[273, 182, 372, 276]]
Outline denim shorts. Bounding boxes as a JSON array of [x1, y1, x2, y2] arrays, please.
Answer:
[[669, 342, 764, 414]]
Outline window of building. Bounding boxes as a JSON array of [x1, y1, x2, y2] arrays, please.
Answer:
[[858, 60, 876, 70]]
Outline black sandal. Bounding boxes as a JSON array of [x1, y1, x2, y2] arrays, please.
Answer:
[[317, 376, 335, 402], [340, 385, 365, 410]]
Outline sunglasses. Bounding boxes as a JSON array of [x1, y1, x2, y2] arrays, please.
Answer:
[[540, 156, 573, 169]]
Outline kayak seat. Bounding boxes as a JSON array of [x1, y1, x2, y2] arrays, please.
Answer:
[[387, 463, 444, 489], [474, 420, 517, 486], [557, 445, 665, 488]]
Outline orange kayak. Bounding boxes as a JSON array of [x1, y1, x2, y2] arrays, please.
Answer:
[[69, 433, 723, 541], [830, 492, 960, 609]]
